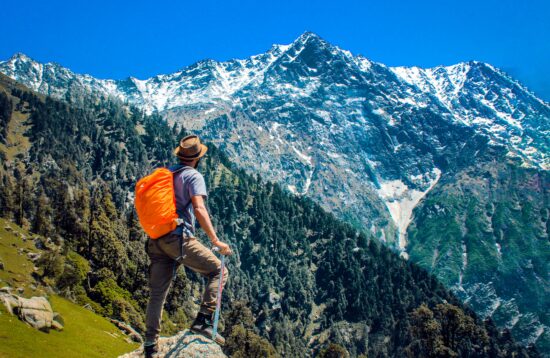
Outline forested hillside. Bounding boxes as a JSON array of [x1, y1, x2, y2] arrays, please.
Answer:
[[408, 159, 550, 349], [0, 74, 537, 357]]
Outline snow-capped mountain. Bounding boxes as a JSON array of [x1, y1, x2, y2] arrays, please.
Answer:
[[2, 35, 547, 171], [1, 32, 549, 352], [392, 62, 548, 169]]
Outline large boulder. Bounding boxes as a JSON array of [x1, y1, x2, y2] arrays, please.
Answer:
[[0, 293, 63, 331], [120, 330, 226, 358]]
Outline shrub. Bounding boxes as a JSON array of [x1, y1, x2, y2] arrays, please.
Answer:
[[318, 343, 349, 358]]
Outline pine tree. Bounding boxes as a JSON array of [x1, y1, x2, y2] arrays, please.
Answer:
[[88, 183, 128, 275]]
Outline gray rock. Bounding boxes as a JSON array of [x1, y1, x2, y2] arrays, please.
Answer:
[[0, 293, 64, 331], [27, 252, 41, 261], [0, 292, 18, 313], [119, 330, 226, 358], [18, 301, 53, 331]]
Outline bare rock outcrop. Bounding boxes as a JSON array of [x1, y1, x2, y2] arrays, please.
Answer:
[[120, 330, 226, 358], [0, 291, 64, 331]]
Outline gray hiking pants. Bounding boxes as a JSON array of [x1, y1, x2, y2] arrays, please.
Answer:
[[144, 233, 229, 343]]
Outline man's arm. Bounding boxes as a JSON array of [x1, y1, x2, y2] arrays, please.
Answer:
[[192, 195, 232, 255]]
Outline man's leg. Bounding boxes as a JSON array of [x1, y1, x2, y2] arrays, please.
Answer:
[[179, 236, 229, 314], [152, 234, 229, 344], [144, 238, 177, 344]]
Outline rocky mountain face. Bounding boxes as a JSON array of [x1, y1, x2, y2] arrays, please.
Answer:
[[1, 32, 548, 352]]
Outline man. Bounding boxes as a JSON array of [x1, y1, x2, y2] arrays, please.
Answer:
[[144, 135, 231, 357]]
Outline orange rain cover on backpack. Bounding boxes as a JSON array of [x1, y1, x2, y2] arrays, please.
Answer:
[[134, 168, 179, 239]]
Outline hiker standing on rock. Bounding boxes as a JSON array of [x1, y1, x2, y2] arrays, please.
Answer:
[[141, 135, 231, 356]]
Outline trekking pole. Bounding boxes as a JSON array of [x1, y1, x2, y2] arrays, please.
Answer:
[[211, 247, 226, 342]]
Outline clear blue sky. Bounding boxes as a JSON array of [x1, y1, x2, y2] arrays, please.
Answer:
[[2, 0, 549, 100]]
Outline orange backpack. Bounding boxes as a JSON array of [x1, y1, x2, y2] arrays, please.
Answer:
[[134, 167, 188, 239]]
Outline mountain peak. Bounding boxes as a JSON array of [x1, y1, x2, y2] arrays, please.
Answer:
[[9, 52, 33, 62], [298, 31, 321, 40], [293, 31, 329, 48]]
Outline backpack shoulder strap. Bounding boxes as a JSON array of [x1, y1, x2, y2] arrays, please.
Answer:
[[170, 165, 195, 216]]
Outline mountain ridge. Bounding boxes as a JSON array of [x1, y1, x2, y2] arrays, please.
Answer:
[[5, 36, 548, 106]]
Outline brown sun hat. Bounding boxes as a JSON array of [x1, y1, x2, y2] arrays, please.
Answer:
[[173, 135, 208, 161]]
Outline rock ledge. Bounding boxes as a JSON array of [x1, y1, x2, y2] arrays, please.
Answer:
[[119, 330, 226, 358]]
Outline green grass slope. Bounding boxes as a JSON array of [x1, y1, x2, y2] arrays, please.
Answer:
[[0, 219, 42, 297], [0, 218, 138, 358]]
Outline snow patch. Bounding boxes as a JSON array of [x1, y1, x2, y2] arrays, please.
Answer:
[[316, 110, 331, 122], [303, 169, 314, 195], [462, 241, 468, 269], [376, 168, 442, 250], [372, 107, 396, 126], [292, 147, 313, 166], [459, 241, 468, 286]]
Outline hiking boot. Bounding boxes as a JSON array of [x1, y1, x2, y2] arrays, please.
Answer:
[[143, 342, 159, 358], [190, 312, 226, 346]]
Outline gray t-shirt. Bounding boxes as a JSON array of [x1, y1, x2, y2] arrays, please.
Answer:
[[169, 164, 208, 236]]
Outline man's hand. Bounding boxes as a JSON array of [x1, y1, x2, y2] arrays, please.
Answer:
[[213, 240, 232, 256]]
